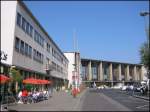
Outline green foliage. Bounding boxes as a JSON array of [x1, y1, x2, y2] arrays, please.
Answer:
[[25, 84, 32, 91], [140, 42, 150, 69], [10, 68, 23, 82]]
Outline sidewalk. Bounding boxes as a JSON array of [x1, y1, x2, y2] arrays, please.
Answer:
[[7, 89, 87, 111]]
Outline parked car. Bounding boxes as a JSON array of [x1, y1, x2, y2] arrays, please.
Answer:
[[97, 86, 104, 89], [133, 83, 147, 94], [121, 85, 133, 91], [112, 83, 123, 89], [121, 85, 128, 91]]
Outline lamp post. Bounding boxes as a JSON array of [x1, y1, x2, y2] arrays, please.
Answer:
[[140, 11, 150, 78], [140, 11, 149, 48]]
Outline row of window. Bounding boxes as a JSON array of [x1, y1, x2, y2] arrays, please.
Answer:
[[17, 12, 44, 47], [16, 12, 67, 66], [15, 37, 67, 75], [34, 30, 44, 47], [52, 62, 64, 74], [15, 37, 43, 64], [52, 48, 64, 63], [15, 37, 32, 58], [33, 49, 44, 64], [17, 13, 33, 37]]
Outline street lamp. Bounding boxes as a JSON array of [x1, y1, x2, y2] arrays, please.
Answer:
[[140, 11, 150, 80], [140, 12, 149, 16], [140, 11, 149, 48]]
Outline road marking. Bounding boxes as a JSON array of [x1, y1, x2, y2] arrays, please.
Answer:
[[136, 105, 149, 109]]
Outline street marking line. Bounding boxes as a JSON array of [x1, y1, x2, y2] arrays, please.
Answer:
[[136, 105, 149, 109]]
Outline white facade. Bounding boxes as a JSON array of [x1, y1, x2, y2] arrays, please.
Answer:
[[64, 52, 81, 88], [1, 1, 68, 80], [64, 53, 75, 87], [1, 1, 17, 65]]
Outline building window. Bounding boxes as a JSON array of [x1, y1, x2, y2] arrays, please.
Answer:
[[29, 25, 33, 37], [39, 36, 44, 47], [47, 43, 50, 52], [29, 46, 32, 58], [33, 49, 36, 60], [17, 13, 21, 27], [25, 43, 28, 56], [37, 34, 40, 44], [39, 35, 42, 46], [22, 17, 26, 31], [34, 30, 38, 41], [26, 22, 30, 35], [15, 37, 20, 52], [20, 40, 24, 54]]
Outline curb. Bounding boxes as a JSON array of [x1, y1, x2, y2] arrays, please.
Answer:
[[73, 88, 87, 111], [133, 95, 149, 101], [118, 90, 149, 101]]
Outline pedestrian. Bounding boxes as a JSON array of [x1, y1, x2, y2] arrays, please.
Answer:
[[22, 88, 28, 104], [72, 88, 77, 98], [18, 89, 23, 104]]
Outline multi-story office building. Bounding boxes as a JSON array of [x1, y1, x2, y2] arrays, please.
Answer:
[[81, 58, 147, 87], [1, 1, 68, 91]]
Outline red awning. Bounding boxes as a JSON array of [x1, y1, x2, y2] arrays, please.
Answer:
[[0, 74, 11, 84], [23, 78, 52, 85], [41, 79, 51, 84], [23, 78, 39, 84]]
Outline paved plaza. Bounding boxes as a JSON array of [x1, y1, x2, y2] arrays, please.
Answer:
[[7, 88, 149, 111]]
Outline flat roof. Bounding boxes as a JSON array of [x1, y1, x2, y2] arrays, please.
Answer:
[[18, 1, 68, 62], [63, 51, 80, 54], [81, 58, 143, 66]]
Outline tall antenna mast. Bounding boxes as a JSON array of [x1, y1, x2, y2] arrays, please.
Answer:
[[73, 29, 77, 52]]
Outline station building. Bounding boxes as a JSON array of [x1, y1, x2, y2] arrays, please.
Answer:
[[1, 1, 68, 92], [81, 58, 147, 87]]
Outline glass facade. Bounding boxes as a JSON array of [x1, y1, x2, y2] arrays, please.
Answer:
[[92, 66, 97, 80]]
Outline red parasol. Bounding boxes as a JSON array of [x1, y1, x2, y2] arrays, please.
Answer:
[[0, 74, 11, 84]]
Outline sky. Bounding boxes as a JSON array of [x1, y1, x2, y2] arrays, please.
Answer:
[[24, 1, 149, 64]]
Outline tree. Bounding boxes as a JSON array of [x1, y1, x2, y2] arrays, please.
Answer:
[[140, 42, 150, 78], [10, 67, 23, 93]]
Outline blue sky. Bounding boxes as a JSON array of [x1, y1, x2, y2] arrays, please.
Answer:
[[24, 1, 149, 64]]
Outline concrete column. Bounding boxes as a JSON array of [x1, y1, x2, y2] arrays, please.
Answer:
[[98, 62, 103, 81], [88, 61, 92, 80], [100, 62, 103, 81], [109, 63, 113, 81], [118, 64, 121, 81], [109, 63, 113, 87], [140, 66, 144, 81], [98, 63, 100, 81], [126, 65, 130, 81], [133, 66, 137, 81], [136, 68, 139, 81]]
